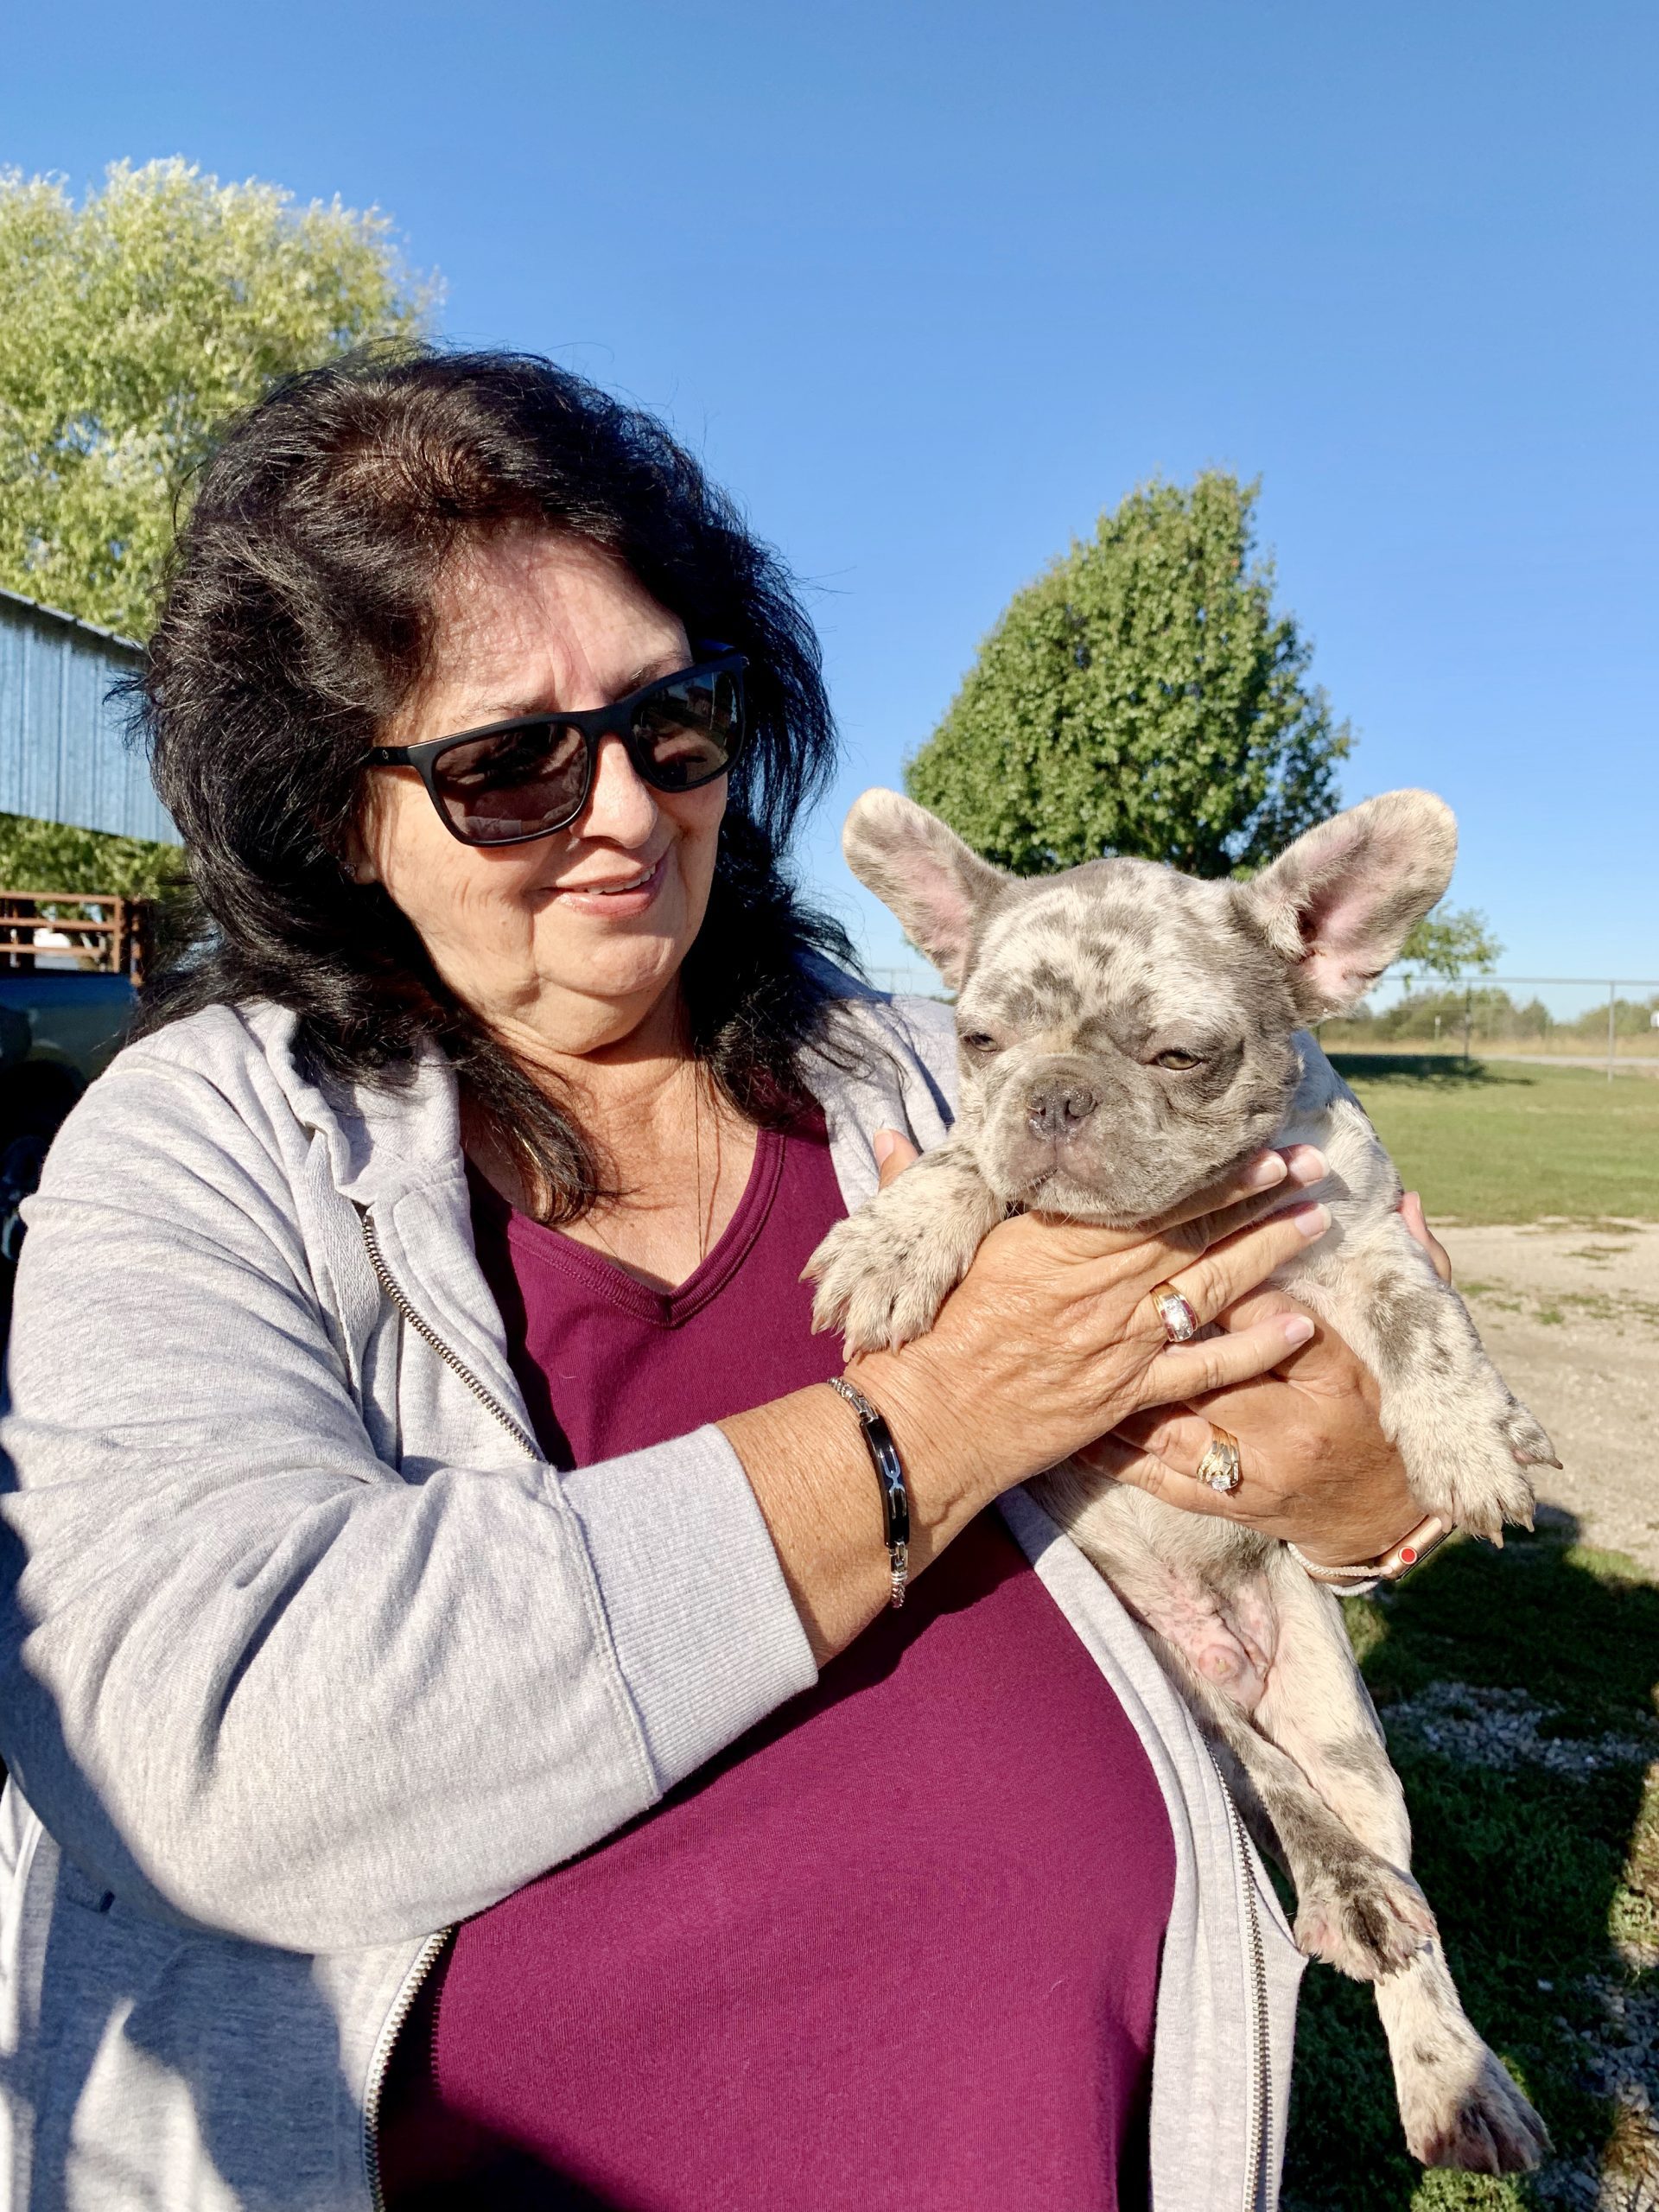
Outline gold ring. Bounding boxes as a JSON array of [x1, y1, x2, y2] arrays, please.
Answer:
[[1196, 1426, 1243, 1495], [1149, 1281, 1200, 1343]]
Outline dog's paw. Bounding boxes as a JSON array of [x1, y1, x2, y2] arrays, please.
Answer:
[[1499, 1396, 1560, 1474], [804, 1155, 1001, 1354], [1294, 1854, 1436, 1981], [805, 1212, 953, 1354], [1398, 2037, 1549, 2173], [1413, 1386, 1554, 1542]]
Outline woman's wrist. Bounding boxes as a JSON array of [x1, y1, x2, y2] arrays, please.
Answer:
[[1289, 1512, 1455, 1589], [845, 1344, 1006, 1524], [719, 1358, 1001, 1669]]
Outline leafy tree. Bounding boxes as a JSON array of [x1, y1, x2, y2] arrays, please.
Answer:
[[0, 812, 182, 900], [0, 159, 434, 639], [1396, 902, 1503, 982], [906, 472, 1351, 878]]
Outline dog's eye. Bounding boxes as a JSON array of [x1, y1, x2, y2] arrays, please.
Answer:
[[959, 1032, 998, 1055], [1153, 1048, 1203, 1071]]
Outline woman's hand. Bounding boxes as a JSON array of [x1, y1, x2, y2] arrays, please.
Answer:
[[1081, 1292, 1416, 1567], [1400, 1189, 1453, 1283], [850, 1136, 1334, 1507], [1082, 1186, 1455, 1567], [723, 1131, 1332, 1663]]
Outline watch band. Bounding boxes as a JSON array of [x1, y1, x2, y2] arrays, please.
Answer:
[[1288, 1512, 1454, 1594]]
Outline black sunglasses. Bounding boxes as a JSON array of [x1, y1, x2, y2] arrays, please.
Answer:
[[361, 648, 749, 848]]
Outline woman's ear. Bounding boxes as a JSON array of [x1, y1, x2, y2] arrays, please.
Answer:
[[342, 821, 379, 886], [841, 789, 1007, 992], [1236, 791, 1458, 1017]]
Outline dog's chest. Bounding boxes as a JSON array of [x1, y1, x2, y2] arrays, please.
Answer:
[[1265, 1086, 1406, 1313]]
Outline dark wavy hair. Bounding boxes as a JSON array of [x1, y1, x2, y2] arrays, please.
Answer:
[[131, 347, 855, 1218]]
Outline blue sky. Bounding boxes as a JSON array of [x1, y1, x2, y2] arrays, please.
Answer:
[[5, 0, 1655, 988]]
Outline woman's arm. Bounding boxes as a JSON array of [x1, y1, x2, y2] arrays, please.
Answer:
[[723, 1141, 1334, 1662], [0, 1051, 800, 1955]]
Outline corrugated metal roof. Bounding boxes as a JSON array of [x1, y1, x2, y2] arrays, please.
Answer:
[[0, 588, 179, 845]]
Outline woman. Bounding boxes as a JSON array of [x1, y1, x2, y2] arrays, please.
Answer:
[[0, 352, 1428, 2212]]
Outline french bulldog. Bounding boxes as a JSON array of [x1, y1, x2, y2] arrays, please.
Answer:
[[808, 787, 1555, 2174]]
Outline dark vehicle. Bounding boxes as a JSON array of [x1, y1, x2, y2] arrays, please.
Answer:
[[1, 913, 144, 1338]]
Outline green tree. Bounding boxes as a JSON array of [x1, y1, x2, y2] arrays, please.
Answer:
[[0, 812, 183, 900], [0, 159, 435, 639], [906, 472, 1351, 878], [1396, 903, 1503, 982]]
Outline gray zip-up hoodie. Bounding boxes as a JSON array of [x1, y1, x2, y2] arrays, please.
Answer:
[[0, 980, 1304, 2211]]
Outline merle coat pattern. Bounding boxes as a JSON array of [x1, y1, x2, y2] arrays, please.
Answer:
[[807, 787, 1555, 2176]]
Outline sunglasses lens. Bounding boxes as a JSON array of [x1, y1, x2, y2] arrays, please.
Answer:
[[631, 669, 743, 790], [431, 722, 588, 844]]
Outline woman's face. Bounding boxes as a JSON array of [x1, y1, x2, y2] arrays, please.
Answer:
[[358, 529, 727, 1062]]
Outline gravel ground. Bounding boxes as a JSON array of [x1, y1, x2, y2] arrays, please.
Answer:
[[1434, 1227, 1659, 2206], [1382, 1681, 1659, 1779], [1437, 1222, 1659, 1576]]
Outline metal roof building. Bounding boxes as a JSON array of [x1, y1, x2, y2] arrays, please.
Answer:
[[0, 587, 178, 844]]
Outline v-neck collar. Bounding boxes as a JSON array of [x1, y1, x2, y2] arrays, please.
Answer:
[[476, 1124, 790, 1330]]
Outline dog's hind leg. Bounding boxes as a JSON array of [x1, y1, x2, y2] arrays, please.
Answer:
[[1185, 1668, 1436, 1984], [1370, 1941, 1549, 2172], [1044, 1483, 1437, 1980], [1253, 1561, 1548, 2174]]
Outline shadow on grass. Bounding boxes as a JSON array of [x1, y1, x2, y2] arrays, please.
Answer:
[[1325, 1053, 1532, 1089], [1282, 1513, 1659, 2211]]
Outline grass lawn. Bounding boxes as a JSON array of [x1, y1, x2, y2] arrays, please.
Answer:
[[1281, 1055, 1659, 2202], [1326, 1057, 1659, 1225], [1283, 1522, 1659, 2209]]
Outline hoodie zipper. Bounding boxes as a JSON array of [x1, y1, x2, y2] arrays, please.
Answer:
[[357, 1206, 542, 1459], [357, 1206, 543, 2211], [362, 1927, 452, 2212], [1207, 1749, 1271, 2212]]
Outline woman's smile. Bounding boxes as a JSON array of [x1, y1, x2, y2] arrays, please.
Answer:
[[544, 848, 668, 916]]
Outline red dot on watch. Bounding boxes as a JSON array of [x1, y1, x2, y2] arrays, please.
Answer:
[[1399, 1547, 1417, 1565]]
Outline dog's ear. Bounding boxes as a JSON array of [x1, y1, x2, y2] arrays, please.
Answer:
[[842, 790, 1009, 992], [1237, 791, 1459, 1017]]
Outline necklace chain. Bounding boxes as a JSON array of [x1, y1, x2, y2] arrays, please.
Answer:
[[585, 1052, 719, 1275], [692, 1066, 706, 1266]]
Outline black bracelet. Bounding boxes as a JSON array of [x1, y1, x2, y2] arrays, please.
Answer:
[[828, 1376, 911, 1609]]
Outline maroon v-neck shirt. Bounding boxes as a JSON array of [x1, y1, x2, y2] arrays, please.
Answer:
[[379, 1112, 1174, 2210]]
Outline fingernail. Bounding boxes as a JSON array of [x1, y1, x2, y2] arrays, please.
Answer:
[[1244, 1153, 1288, 1191], [1281, 1313, 1316, 1346], [1293, 1200, 1330, 1239], [1286, 1146, 1328, 1185], [873, 1129, 898, 1166]]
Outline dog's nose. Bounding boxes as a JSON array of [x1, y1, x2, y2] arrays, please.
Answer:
[[1026, 1082, 1099, 1141]]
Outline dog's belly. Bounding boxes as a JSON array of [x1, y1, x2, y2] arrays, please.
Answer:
[[1034, 1471, 1281, 1713]]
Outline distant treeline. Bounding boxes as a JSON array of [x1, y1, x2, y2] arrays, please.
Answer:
[[1322, 986, 1659, 1047]]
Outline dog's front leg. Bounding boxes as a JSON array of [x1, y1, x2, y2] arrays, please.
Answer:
[[804, 1133, 1003, 1355], [1284, 1211, 1556, 1540]]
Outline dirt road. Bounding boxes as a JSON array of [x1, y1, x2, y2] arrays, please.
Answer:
[[1438, 1221, 1659, 1573]]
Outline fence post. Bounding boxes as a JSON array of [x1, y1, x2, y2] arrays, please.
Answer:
[[1463, 984, 1472, 1067], [1608, 982, 1617, 1084]]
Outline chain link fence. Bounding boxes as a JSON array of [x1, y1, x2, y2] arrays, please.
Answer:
[[866, 965, 1659, 1081], [1325, 976, 1659, 1080]]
